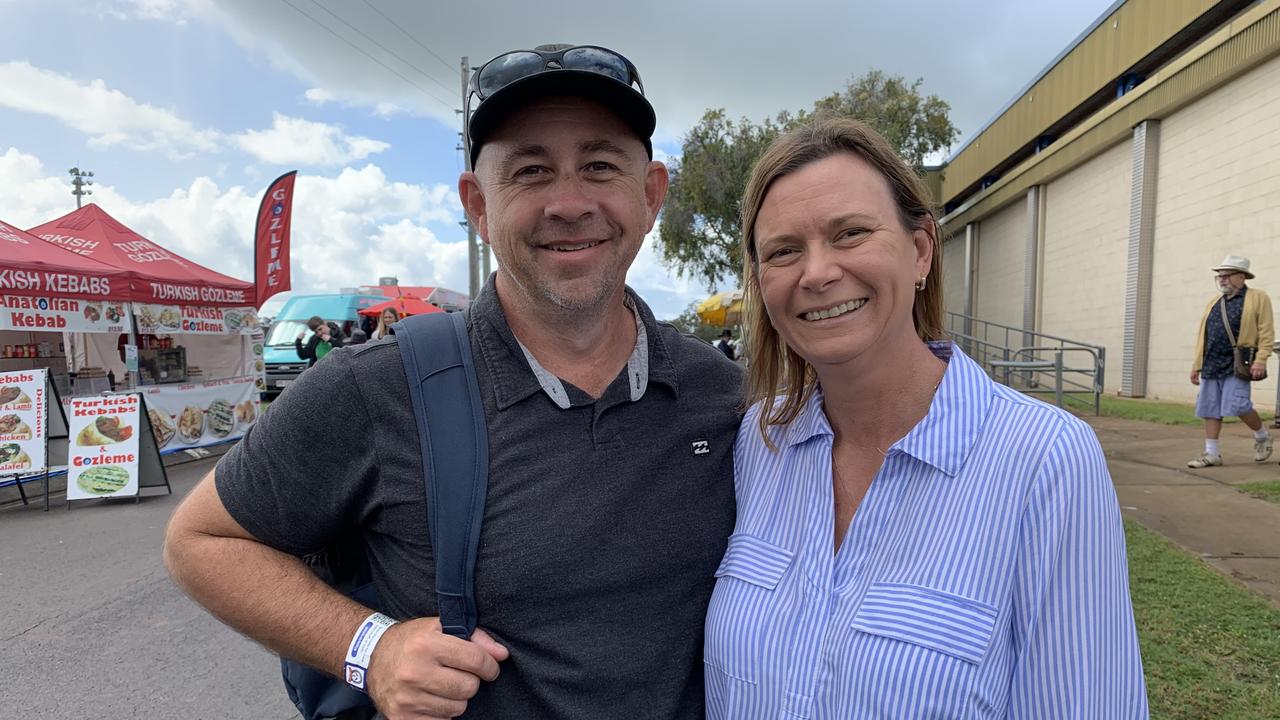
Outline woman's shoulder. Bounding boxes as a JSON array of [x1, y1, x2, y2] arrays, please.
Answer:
[[985, 385, 1102, 458], [735, 396, 806, 458]]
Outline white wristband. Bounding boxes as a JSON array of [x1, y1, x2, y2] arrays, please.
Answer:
[[343, 612, 398, 692]]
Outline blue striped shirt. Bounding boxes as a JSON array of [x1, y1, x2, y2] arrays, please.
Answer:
[[704, 343, 1148, 719]]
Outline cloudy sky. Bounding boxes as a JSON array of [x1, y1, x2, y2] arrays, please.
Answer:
[[0, 0, 1117, 320]]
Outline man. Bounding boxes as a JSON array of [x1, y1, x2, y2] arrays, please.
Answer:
[[164, 43, 742, 720], [295, 315, 344, 366], [1187, 255, 1273, 468], [714, 329, 735, 361]]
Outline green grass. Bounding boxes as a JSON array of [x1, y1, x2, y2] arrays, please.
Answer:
[[1091, 395, 1276, 427], [1127, 520, 1280, 718], [1238, 481, 1280, 505]]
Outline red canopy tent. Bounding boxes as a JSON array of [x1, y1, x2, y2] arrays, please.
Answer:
[[364, 284, 469, 312], [0, 218, 131, 302], [27, 203, 253, 307], [357, 295, 444, 318]]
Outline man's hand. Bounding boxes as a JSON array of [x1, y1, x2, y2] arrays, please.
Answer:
[[1190, 370, 1200, 386], [1252, 363, 1266, 381], [366, 617, 509, 719], [297, 331, 305, 341]]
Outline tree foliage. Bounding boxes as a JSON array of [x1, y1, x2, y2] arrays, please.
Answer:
[[664, 300, 724, 342], [659, 70, 959, 289]]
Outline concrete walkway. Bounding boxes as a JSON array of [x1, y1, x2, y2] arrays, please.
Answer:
[[1083, 415, 1280, 606]]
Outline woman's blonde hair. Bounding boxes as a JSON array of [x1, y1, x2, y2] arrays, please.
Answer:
[[740, 114, 946, 442], [374, 308, 401, 339]]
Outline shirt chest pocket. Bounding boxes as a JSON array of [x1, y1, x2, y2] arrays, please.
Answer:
[[850, 582, 998, 665], [703, 533, 796, 685]]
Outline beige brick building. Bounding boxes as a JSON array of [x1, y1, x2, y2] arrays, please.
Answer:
[[936, 0, 1280, 406]]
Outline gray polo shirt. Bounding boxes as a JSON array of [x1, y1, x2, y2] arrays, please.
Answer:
[[216, 277, 743, 719]]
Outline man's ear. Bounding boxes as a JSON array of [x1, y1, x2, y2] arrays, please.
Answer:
[[458, 171, 489, 242], [643, 161, 670, 232]]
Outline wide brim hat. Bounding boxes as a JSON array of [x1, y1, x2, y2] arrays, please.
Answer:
[[468, 68, 656, 167], [1212, 255, 1255, 279]]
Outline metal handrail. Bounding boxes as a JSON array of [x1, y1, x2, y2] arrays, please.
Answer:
[[945, 312, 1105, 414]]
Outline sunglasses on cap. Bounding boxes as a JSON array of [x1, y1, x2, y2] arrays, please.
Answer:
[[469, 45, 645, 102], [463, 45, 646, 165]]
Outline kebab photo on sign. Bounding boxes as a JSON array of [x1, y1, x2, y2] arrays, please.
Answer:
[[0, 413, 32, 439], [0, 443, 31, 470], [76, 415, 133, 446], [0, 385, 31, 408]]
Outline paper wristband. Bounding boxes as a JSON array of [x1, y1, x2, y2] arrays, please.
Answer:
[[343, 612, 399, 692]]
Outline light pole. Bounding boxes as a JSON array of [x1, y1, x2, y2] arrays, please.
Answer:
[[68, 167, 94, 208]]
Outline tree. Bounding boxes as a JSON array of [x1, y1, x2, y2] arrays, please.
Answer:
[[658, 70, 959, 289], [664, 300, 723, 343]]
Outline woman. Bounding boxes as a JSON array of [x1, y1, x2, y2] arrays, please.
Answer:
[[704, 117, 1147, 718], [372, 307, 400, 340]]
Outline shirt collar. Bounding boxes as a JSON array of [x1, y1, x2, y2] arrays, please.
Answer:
[[782, 341, 993, 477], [470, 275, 679, 411], [515, 295, 649, 409]]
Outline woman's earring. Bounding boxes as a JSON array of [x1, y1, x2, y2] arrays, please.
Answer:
[[915, 276, 927, 291]]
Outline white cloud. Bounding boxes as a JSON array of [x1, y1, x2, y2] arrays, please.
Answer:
[[97, 0, 208, 23], [0, 62, 392, 168], [0, 61, 220, 156], [233, 113, 390, 166], [0, 148, 82, 227], [627, 229, 725, 321], [304, 87, 335, 105], [0, 145, 710, 321], [0, 147, 469, 297]]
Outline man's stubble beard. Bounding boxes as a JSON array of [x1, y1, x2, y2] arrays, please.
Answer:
[[504, 221, 637, 316]]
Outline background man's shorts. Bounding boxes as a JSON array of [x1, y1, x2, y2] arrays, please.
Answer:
[[1196, 374, 1254, 419]]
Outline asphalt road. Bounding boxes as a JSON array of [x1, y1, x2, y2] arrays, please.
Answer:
[[0, 457, 302, 719]]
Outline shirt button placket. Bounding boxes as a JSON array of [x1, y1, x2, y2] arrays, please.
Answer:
[[779, 578, 830, 719]]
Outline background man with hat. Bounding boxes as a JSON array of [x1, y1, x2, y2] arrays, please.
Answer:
[[1187, 255, 1274, 468], [715, 329, 736, 361], [164, 43, 742, 719]]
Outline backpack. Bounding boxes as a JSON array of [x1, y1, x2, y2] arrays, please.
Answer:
[[281, 311, 489, 720]]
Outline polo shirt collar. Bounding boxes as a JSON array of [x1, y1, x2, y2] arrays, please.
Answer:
[[781, 341, 992, 477], [470, 276, 680, 411]]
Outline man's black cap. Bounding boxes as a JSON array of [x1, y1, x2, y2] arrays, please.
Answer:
[[468, 44, 656, 167]]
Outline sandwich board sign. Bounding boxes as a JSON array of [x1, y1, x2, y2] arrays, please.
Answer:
[[66, 393, 169, 504], [0, 368, 69, 510]]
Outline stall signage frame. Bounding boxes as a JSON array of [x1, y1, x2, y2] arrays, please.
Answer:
[[0, 295, 129, 333]]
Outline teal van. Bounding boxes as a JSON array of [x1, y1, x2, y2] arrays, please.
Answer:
[[263, 292, 384, 395]]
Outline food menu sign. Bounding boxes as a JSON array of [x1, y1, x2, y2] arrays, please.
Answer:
[[135, 304, 261, 335], [0, 368, 47, 475], [140, 375, 260, 452], [0, 295, 128, 333], [67, 394, 140, 500]]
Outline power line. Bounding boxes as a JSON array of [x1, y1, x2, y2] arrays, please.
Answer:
[[279, 0, 457, 112], [360, 0, 458, 78], [309, 0, 458, 100]]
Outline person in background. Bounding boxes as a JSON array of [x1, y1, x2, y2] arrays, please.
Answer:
[[703, 115, 1147, 718], [715, 329, 736, 361], [1187, 255, 1273, 468], [294, 315, 344, 367], [372, 307, 401, 340]]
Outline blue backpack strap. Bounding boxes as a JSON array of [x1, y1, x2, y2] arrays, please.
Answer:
[[393, 312, 489, 639]]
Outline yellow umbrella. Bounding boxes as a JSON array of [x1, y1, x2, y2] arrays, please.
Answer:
[[695, 289, 744, 327]]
